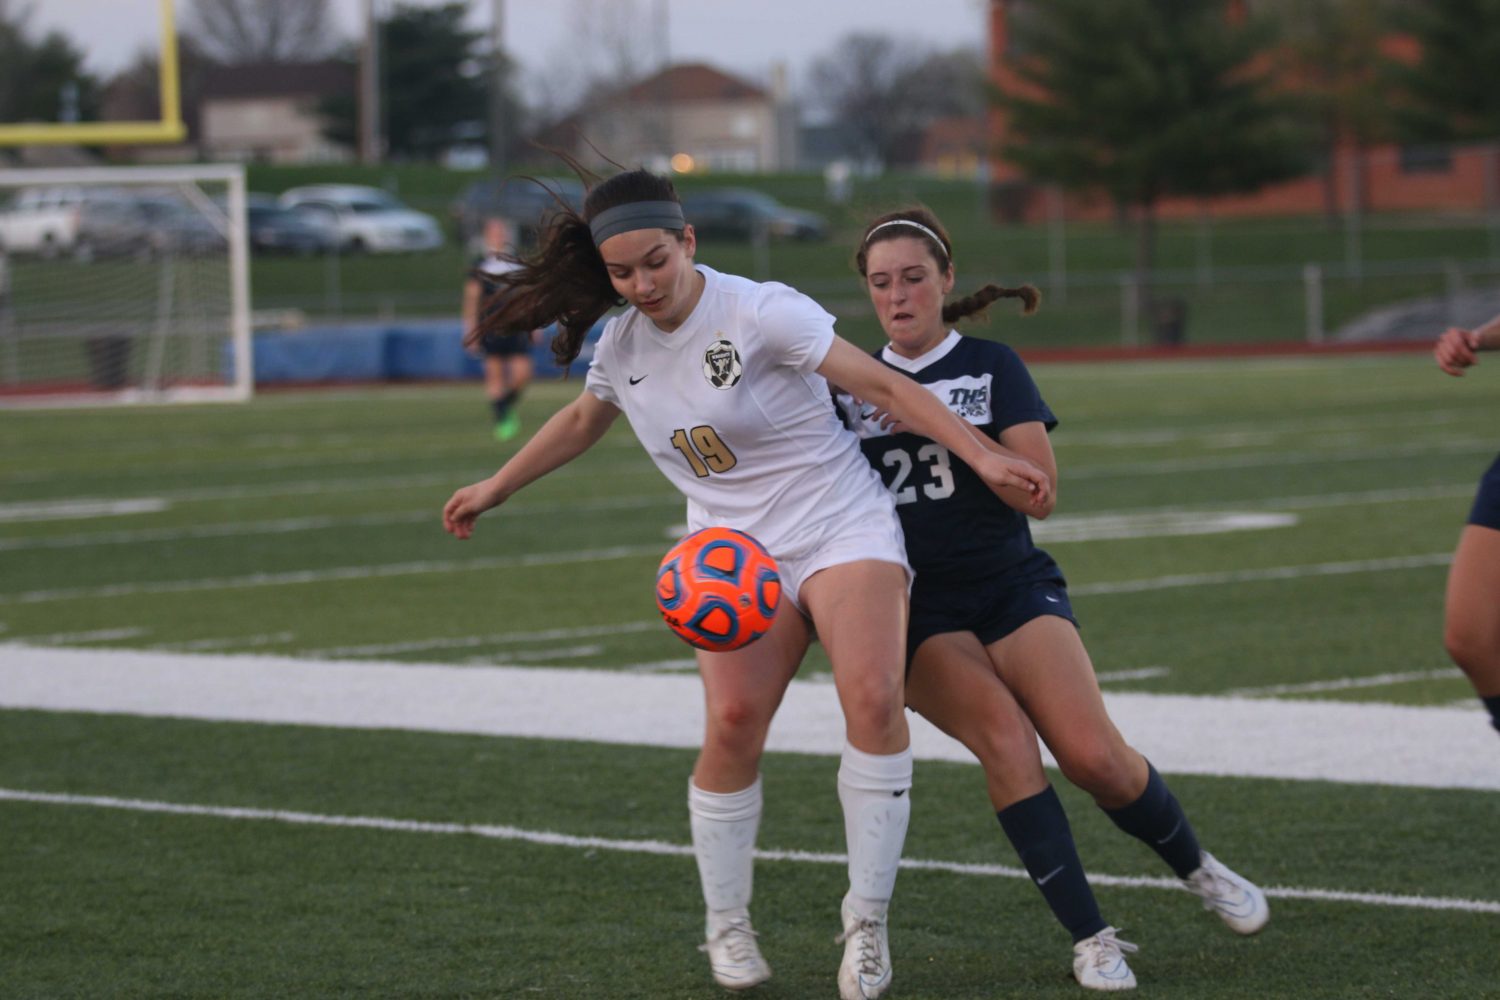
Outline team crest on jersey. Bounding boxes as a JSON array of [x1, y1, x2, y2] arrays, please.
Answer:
[[703, 338, 743, 389]]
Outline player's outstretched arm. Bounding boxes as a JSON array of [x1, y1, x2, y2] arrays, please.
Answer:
[[1436, 311, 1500, 377], [443, 390, 621, 539], [819, 337, 1051, 510]]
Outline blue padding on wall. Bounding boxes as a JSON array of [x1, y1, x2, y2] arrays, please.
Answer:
[[248, 320, 606, 384], [253, 324, 388, 383], [385, 322, 484, 380]]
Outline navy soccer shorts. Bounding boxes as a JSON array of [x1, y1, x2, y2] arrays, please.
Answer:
[[481, 331, 531, 358], [1468, 453, 1500, 530], [906, 556, 1077, 665]]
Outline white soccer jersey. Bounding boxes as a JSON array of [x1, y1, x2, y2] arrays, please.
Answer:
[[586, 265, 895, 560]]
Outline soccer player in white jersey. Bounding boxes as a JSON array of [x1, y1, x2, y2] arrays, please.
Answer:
[[441, 168, 1051, 999], [835, 207, 1269, 991]]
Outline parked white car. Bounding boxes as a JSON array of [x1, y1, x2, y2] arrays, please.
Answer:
[[277, 184, 443, 253], [0, 186, 97, 256]]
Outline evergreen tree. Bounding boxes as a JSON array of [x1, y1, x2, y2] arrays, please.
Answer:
[[1264, 0, 1394, 221], [994, 0, 1307, 319], [0, 3, 99, 125], [1388, 0, 1500, 142], [322, 2, 509, 162]]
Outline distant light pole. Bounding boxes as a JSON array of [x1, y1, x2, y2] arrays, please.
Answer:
[[488, 0, 507, 173], [359, 0, 382, 164]]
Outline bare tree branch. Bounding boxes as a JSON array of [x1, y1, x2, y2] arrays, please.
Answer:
[[185, 0, 337, 64]]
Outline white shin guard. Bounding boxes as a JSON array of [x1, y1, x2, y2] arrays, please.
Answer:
[[837, 743, 912, 914], [688, 776, 763, 927]]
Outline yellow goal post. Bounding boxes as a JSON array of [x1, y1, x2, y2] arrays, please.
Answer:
[[0, 0, 186, 147]]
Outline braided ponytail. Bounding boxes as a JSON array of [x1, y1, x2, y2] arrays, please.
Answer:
[[943, 283, 1041, 325]]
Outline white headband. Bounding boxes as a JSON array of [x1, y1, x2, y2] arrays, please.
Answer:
[[863, 219, 949, 259]]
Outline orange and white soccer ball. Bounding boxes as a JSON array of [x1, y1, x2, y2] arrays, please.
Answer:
[[655, 526, 781, 652]]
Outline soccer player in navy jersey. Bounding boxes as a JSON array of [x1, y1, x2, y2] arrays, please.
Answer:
[[1434, 317, 1500, 736], [462, 217, 538, 441], [834, 207, 1269, 991]]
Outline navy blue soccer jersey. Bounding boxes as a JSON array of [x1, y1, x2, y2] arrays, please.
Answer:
[[834, 331, 1057, 586]]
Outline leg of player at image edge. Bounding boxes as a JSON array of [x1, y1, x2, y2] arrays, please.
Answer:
[[836, 742, 911, 1000], [690, 777, 772, 990]]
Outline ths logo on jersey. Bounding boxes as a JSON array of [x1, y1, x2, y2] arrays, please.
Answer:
[[947, 384, 990, 420], [703, 338, 743, 389]]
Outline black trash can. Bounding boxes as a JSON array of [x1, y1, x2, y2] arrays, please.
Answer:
[[85, 335, 133, 389], [1150, 297, 1187, 346]]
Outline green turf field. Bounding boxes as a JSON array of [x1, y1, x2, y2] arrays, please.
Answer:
[[2, 353, 1497, 998]]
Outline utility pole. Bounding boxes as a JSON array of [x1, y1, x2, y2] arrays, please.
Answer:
[[359, 0, 382, 164], [488, 0, 507, 173]]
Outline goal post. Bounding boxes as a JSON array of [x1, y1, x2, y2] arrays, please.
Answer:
[[0, 164, 252, 407]]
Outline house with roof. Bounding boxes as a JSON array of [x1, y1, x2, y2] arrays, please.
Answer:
[[542, 62, 798, 174], [197, 61, 354, 164]]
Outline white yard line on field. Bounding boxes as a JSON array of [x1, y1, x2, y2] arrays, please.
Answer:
[[0, 549, 1453, 607], [21, 627, 149, 645], [0, 545, 665, 605], [312, 620, 662, 658], [1066, 438, 1491, 481], [2, 787, 1495, 915], [0, 499, 169, 523], [0, 483, 1469, 555], [1070, 552, 1452, 596], [1033, 511, 1295, 543], [1095, 666, 1171, 683], [1227, 668, 1463, 698], [1, 645, 1495, 792]]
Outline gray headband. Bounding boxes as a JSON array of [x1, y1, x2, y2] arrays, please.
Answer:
[[589, 200, 686, 246]]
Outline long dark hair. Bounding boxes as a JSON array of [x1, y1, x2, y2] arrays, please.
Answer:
[[469, 160, 686, 367], [855, 206, 1039, 324]]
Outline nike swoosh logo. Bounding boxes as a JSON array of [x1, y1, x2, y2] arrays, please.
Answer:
[[892, 788, 907, 797], [1156, 818, 1183, 845], [1036, 865, 1066, 886], [1044, 595, 1061, 603], [628, 374, 648, 385]]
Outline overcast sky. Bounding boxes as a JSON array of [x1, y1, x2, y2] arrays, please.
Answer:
[[33, 0, 989, 101]]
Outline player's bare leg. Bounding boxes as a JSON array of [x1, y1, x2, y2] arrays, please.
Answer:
[[1444, 524, 1500, 732], [803, 560, 911, 1000], [690, 606, 808, 990]]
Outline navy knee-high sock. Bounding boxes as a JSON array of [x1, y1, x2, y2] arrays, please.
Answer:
[[997, 785, 1107, 943], [1483, 695, 1500, 734], [1103, 762, 1203, 879]]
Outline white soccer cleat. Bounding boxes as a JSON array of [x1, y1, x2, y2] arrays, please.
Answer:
[[699, 913, 771, 991], [1182, 852, 1270, 935], [836, 893, 893, 1000], [1072, 926, 1139, 991]]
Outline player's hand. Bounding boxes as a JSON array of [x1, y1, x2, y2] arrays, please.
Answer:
[[442, 480, 503, 540], [1435, 326, 1480, 376], [974, 452, 1051, 511]]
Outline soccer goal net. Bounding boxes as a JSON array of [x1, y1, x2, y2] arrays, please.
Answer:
[[0, 164, 251, 406]]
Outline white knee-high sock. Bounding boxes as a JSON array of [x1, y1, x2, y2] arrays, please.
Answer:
[[838, 743, 912, 917], [688, 776, 762, 933]]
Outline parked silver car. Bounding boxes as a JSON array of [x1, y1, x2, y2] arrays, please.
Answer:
[[278, 184, 443, 253]]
